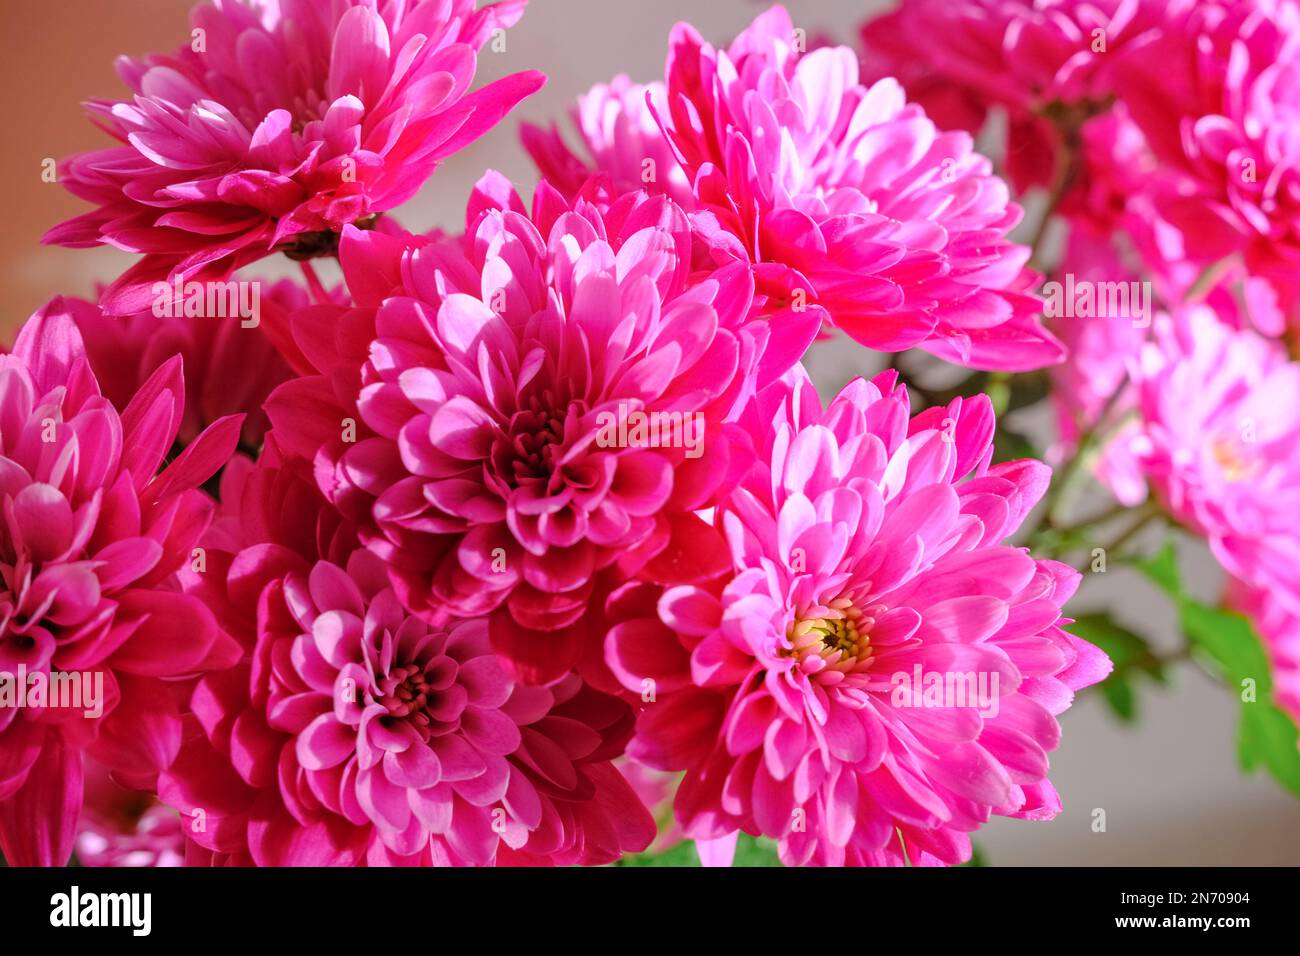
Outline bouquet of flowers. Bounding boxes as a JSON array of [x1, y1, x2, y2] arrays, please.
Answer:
[[2, 0, 1297, 868]]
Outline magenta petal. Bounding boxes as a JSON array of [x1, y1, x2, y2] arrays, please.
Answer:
[[0, 732, 82, 866], [297, 714, 356, 771]]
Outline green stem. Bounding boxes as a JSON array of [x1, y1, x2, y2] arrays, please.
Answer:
[[1101, 505, 1161, 557], [1068, 502, 1163, 573], [1050, 500, 1132, 538]]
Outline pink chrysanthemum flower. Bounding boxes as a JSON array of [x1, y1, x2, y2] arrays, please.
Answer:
[[0, 301, 241, 865], [44, 0, 544, 314], [68, 280, 302, 448], [75, 762, 185, 867], [1123, 305, 1300, 607], [855, 7, 989, 141], [522, 75, 693, 208], [604, 365, 1110, 866], [1046, 230, 1149, 459], [864, 0, 1159, 115], [1117, 0, 1300, 325], [652, 6, 1060, 371], [160, 439, 653, 865], [860, 0, 1164, 195], [266, 173, 811, 682]]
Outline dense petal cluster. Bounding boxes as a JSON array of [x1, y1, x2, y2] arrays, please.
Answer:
[[656, 7, 1060, 370], [1124, 306, 1300, 606], [266, 174, 815, 681], [44, 0, 543, 313], [860, 0, 1165, 194], [0, 302, 240, 865], [606, 367, 1108, 866], [69, 281, 300, 447], [159, 441, 653, 865], [522, 75, 694, 208], [34, 0, 1291, 870], [1117, 0, 1300, 324]]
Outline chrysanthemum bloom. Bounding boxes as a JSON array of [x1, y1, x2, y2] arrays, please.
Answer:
[[860, 0, 1164, 195], [1227, 579, 1300, 724], [160, 440, 653, 865], [0, 301, 241, 865], [605, 366, 1110, 866], [1124, 305, 1300, 606], [1046, 230, 1148, 459], [267, 173, 806, 682], [68, 278, 303, 448], [1117, 0, 1300, 326], [75, 762, 185, 867], [43, 0, 544, 314], [522, 75, 694, 208], [654, 6, 1060, 371]]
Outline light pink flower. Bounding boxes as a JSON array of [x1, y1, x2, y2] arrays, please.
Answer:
[[0, 300, 241, 865], [75, 761, 184, 867], [605, 365, 1110, 866], [160, 439, 654, 866], [1126, 305, 1300, 607], [44, 0, 544, 314], [522, 75, 693, 208], [655, 7, 1060, 370], [1118, 0, 1300, 326], [1046, 230, 1149, 460], [266, 173, 811, 682], [68, 280, 301, 448]]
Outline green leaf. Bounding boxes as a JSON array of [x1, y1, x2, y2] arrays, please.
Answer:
[[1068, 612, 1168, 723], [1136, 542, 1272, 691], [730, 834, 782, 867], [1101, 679, 1137, 722], [1238, 702, 1300, 798], [1132, 538, 1300, 799], [960, 842, 988, 867], [1179, 603, 1273, 693], [1136, 540, 1181, 595]]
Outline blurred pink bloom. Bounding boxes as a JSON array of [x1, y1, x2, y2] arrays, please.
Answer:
[[44, 0, 544, 314], [655, 7, 1060, 370], [617, 757, 683, 854], [0, 301, 241, 865], [1227, 579, 1300, 724], [1118, 0, 1300, 326], [861, 0, 1164, 194], [606, 366, 1109, 866], [68, 280, 302, 448], [160, 440, 653, 865], [266, 173, 807, 682], [1127, 305, 1300, 605], [75, 762, 184, 867], [856, 8, 989, 139], [868, 0, 1160, 114], [523, 75, 694, 208], [1058, 104, 1157, 235], [1046, 230, 1148, 462]]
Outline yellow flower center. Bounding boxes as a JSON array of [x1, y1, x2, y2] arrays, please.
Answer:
[[787, 597, 878, 678], [1210, 435, 1259, 483]]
